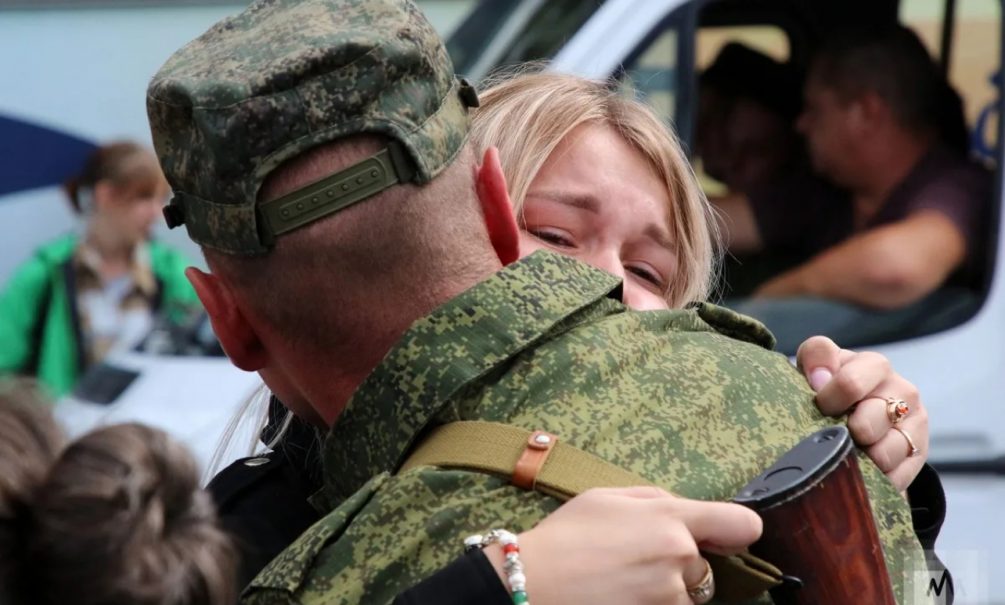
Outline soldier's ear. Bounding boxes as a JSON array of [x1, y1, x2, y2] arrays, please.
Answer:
[[475, 147, 520, 266], [185, 267, 268, 371]]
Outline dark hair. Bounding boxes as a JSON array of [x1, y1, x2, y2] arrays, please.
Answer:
[[700, 42, 804, 121], [0, 381, 237, 605], [810, 25, 955, 141], [63, 141, 164, 213]]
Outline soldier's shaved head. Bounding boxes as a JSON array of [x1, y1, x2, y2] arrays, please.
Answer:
[[205, 135, 498, 361]]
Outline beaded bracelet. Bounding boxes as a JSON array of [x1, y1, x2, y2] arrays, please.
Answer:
[[464, 529, 529, 605]]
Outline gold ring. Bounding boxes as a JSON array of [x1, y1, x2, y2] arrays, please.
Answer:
[[893, 427, 920, 457], [686, 559, 715, 604], [886, 397, 910, 425]]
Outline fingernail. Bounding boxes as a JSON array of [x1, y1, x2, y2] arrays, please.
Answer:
[[809, 368, 832, 392]]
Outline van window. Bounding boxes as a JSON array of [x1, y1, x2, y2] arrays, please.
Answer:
[[447, 0, 607, 80], [900, 0, 1001, 164], [621, 28, 680, 122], [696, 25, 790, 69], [625, 0, 1002, 353], [621, 22, 791, 126]]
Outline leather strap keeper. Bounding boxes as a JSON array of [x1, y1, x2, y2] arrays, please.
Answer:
[[512, 430, 558, 489]]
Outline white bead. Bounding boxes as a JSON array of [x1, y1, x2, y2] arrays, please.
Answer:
[[498, 530, 518, 545], [463, 535, 483, 548], [508, 572, 527, 586]]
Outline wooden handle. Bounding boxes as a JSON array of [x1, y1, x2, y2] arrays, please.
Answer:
[[750, 453, 896, 605]]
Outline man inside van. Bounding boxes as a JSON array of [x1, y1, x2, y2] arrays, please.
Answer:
[[718, 25, 990, 350]]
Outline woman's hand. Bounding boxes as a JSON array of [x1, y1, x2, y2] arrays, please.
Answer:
[[795, 336, 928, 491], [485, 486, 762, 605]]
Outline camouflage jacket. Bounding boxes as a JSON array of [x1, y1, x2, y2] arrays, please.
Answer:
[[243, 251, 925, 605]]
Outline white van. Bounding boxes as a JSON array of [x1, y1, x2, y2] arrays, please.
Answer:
[[447, 0, 1003, 602]]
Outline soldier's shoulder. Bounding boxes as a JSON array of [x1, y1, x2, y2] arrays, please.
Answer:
[[688, 302, 777, 350]]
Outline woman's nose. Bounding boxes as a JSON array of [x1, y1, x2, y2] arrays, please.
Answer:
[[582, 249, 625, 280]]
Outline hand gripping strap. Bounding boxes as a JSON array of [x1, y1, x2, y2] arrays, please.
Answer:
[[400, 421, 784, 601]]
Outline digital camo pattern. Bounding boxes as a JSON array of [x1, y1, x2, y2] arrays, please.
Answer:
[[146, 0, 472, 255], [244, 252, 926, 605]]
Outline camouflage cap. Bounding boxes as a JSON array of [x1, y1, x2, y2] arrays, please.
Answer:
[[147, 0, 479, 255]]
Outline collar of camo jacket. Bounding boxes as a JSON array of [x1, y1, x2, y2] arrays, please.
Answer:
[[318, 251, 625, 505]]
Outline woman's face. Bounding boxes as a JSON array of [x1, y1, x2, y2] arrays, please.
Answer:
[[518, 124, 676, 310], [96, 177, 170, 247]]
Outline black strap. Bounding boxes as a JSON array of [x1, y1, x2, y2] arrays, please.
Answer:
[[62, 259, 87, 375], [25, 257, 54, 376]]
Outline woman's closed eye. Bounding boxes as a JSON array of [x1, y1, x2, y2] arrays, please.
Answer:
[[528, 227, 576, 248], [626, 263, 666, 290]]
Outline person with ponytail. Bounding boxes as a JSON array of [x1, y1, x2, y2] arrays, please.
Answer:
[[0, 141, 199, 395], [0, 380, 237, 605]]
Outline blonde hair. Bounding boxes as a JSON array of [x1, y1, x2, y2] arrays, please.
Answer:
[[471, 69, 721, 306]]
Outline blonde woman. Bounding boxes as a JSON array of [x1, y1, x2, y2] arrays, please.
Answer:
[[210, 72, 937, 603]]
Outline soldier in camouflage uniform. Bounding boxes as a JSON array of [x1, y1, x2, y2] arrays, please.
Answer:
[[147, 0, 928, 603]]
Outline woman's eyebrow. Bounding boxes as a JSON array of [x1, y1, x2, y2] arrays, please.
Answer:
[[527, 190, 600, 213], [644, 224, 675, 250]]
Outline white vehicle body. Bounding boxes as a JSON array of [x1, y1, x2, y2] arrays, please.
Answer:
[[55, 352, 263, 476]]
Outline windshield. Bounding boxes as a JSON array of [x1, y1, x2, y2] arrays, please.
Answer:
[[448, 0, 608, 79], [446, 0, 525, 75]]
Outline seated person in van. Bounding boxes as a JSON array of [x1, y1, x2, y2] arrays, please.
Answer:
[[713, 26, 990, 350], [696, 43, 822, 295], [697, 42, 808, 196]]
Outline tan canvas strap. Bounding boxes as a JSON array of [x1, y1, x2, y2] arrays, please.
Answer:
[[401, 421, 785, 602]]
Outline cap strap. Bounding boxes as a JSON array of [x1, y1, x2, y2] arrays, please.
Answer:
[[259, 141, 416, 239], [167, 191, 269, 255]]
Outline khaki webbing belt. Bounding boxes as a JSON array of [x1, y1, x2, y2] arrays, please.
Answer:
[[401, 421, 785, 602]]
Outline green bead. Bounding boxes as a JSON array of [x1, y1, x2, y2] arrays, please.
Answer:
[[512, 591, 529, 605]]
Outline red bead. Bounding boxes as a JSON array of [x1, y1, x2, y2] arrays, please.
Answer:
[[502, 544, 520, 555]]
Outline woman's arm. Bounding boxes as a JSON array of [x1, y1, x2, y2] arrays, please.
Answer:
[[396, 487, 760, 605]]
